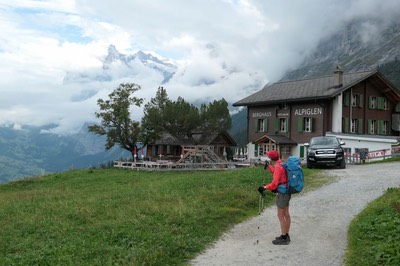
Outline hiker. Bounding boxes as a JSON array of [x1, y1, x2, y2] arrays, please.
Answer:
[[258, 150, 291, 245]]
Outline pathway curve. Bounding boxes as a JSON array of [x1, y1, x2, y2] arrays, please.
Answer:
[[191, 162, 400, 266]]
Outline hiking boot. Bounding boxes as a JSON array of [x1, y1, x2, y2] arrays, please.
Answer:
[[275, 234, 291, 241], [272, 235, 290, 245]]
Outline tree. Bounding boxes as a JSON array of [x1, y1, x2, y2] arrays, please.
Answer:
[[200, 98, 232, 133], [140, 86, 170, 144], [88, 83, 144, 159], [163, 97, 201, 138], [141, 87, 232, 143]]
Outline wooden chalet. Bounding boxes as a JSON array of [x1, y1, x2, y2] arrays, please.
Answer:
[[233, 67, 400, 161], [145, 131, 237, 164]]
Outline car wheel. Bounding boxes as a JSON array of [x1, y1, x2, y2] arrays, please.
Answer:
[[339, 159, 346, 169], [307, 161, 314, 169]]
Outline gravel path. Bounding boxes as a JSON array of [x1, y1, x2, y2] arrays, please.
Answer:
[[191, 162, 400, 266]]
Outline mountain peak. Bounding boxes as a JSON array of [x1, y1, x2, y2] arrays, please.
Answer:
[[103, 45, 126, 68], [63, 45, 177, 85]]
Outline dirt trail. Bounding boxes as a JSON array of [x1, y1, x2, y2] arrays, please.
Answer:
[[191, 163, 400, 266]]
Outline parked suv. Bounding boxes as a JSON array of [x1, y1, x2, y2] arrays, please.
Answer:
[[304, 136, 346, 169]]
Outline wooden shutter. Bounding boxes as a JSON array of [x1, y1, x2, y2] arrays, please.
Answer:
[[377, 120, 383, 134], [297, 117, 303, 133], [343, 117, 349, 133], [311, 118, 315, 132], [357, 119, 363, 134], [367, 120, 372, 134], [274, 119, 279, 133], [286, 118, 290, 133], [263, 119, 269, 132], [300, 145, 305, 158], [377, 97, 385, 110]]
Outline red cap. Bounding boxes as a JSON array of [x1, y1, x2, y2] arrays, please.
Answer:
[[266, 150, 279, 161]]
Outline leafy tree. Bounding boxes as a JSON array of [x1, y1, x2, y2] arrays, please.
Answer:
[[141, 87, 232, 143], [200, 98, 232, 133], [88, 83, 144, 159], [163, 97, 201, 138], [140, 86, 170, 144]]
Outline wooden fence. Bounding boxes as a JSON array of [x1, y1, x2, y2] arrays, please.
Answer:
[[113, 159, 244, 171]]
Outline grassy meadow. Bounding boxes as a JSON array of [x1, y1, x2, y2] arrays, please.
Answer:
[[345, 187, 400, 266], [0, 165, 324, 265], [0, 162, 398, 265]]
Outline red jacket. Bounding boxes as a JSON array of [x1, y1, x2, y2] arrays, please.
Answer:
[[265, 160, 288, 191]]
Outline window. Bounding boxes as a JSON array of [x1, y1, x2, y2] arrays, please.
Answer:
[[304, 117, 312, 132], [257, 144, 276, 156], [383, 98, 389, 110], [256, 119, 268, 132], [370, 96, 390, 110], [258, 144, 265, 156], [350, 118, 363, 133], [368, 120, 377, 134], [279, 118, 288, 132], [352, 94, 359, 107], [297, 117, 313, 133], [369, 96, 377, 109], [351, 118, 358, 133], [383, 121, 389, 134], [258, 119, 264, 132], [377, 120, 390, 135]]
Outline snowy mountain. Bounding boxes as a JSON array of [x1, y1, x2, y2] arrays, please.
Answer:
[[63, 45, 177, 84]]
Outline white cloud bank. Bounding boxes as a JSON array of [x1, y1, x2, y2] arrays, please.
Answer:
[[0, 0, 399, 134]]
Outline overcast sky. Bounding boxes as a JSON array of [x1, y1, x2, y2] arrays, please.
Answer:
[[1, 0, 399, 134]]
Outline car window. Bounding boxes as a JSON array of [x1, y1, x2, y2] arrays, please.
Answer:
[[310, 137, 338, 145], [310, 138, 323, 145]]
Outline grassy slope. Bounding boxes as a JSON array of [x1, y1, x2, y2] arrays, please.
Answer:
[[0, 163, 396, 265], [345, 187, 400, 266], [0, 166, 272, 265], [0, 166, 324, 265]]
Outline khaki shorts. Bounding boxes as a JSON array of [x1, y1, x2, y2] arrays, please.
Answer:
[[276, 192, 291, 208]]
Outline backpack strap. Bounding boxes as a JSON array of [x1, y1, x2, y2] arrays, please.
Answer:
[[279, 163, 288, 187], [279, 163, 290, 194]]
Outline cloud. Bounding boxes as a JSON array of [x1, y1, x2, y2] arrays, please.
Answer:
[[0, 0, 399, 134]]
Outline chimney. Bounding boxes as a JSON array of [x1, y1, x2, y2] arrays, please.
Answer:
[[334, 66, 343, 87]]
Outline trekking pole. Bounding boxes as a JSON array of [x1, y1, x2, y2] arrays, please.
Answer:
[[256, 192, 265, 244], [256, 162, 268, 244]]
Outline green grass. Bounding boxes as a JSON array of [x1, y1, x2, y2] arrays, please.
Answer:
[[0, 166, 333, 265], [345, 187, 400, 266], [2, 161, 399, 265]]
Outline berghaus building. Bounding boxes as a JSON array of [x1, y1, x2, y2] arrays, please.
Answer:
[[233, 66, 400, 161]]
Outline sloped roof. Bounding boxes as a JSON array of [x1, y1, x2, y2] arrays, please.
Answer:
[[153, 133, 193, 145], [233, 70, 389, 107], [153, 131, 237, 146], [254, 134, 297, 145], [194, 131, 237, 146]]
